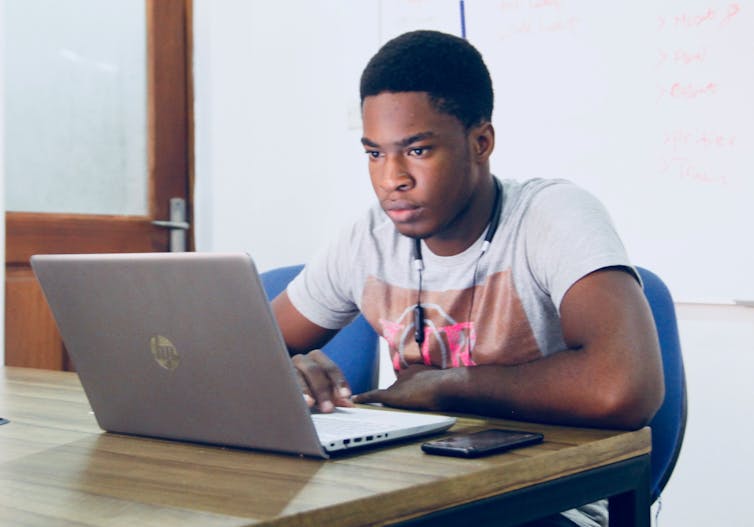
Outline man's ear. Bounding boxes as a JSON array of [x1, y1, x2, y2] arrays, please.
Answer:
[[470, 122, 495, 163]]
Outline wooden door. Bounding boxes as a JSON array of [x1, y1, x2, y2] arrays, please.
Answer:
[[4, 0, 194, 370]]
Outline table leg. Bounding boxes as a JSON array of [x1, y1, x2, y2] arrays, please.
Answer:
[[608, 456, 651, 527]]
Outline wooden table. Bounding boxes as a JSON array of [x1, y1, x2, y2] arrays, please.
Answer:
[[0, 367, 651, 526]]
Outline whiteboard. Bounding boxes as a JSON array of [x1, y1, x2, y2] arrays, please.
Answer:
[[458, 1, 754, 303], [378, 0, 753, 301]]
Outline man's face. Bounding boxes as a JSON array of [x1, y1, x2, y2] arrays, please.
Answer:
[[361, 92, 490, 254]]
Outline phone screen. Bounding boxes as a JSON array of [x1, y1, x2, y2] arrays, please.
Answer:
[[421, 429, 543, 458]]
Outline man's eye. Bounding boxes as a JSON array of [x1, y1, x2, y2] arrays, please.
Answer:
[[365, 150, 382, 159], [409, 147, 428, 156]]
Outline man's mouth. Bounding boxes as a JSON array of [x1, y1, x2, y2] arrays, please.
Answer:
[[384, 201, 423, 223]]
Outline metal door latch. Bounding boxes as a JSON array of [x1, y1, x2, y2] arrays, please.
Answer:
[[152, 197, 189, 252]]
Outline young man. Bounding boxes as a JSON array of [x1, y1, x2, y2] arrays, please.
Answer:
[[272, 30, 664, 527]]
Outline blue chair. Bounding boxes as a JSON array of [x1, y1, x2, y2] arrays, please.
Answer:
[[260, 264, 380, 395], [636, 266, 687, 503]]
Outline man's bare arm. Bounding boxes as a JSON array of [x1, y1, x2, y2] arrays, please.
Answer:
[[353, 268, 665, 429]]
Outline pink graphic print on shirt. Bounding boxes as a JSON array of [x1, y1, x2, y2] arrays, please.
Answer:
[[361, 270, 541, 372]]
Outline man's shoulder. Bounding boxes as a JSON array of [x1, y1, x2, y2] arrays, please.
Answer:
[[501, 177, 576, 200], [501, 177, 598, 218]]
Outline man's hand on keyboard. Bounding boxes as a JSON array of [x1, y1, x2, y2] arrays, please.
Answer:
[[292, 349, 354, 413]]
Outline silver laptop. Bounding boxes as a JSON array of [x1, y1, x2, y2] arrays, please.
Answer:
[[30, 252, 455, 458]]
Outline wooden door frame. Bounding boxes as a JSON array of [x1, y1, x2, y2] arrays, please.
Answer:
[[5, 0, 194, 368]]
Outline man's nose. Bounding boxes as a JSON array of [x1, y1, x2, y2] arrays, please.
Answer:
[[380, 155, 413, 192]]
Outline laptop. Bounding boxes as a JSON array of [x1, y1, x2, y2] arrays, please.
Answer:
[[30, 252, 455, 458]]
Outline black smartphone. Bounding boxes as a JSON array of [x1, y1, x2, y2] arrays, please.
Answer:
[[421, 428, 543, 458]]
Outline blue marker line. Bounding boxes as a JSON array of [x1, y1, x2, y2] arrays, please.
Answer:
[[460, 0, 467, 39]]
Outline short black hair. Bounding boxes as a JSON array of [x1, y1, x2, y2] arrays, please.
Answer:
[[360, 30, 493, 129]]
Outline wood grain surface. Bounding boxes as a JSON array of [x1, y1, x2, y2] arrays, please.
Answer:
[[0, 367, 650, 526]]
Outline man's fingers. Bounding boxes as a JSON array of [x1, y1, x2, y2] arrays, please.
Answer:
[[292, 350, 353, 412], [293, 369, 316, 408], [351, 389, 385, 405], [292, 353, 334, 412], [308, 350, 353, 406], [309, 350, 350, 388]]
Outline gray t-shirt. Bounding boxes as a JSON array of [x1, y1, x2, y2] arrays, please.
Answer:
[[289, 178, 635, 370], [288, 178, 636, 527]]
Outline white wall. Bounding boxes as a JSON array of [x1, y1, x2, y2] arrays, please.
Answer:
[[192, 2, 754, 526], [193, 0, 380, 272], [659, 304, 754, 526]]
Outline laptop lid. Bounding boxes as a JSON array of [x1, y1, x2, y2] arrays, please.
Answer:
[[31, 252, 454, 458]]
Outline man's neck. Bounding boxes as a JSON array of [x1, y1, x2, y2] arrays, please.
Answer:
[[424, 174, 497, 257]]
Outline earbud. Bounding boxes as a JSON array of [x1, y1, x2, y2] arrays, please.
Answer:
[[414, 304, 425, 344]]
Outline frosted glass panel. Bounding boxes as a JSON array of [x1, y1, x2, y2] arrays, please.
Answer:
[[3, 0, 147, 215]]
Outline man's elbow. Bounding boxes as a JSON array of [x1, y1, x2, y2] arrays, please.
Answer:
[[594, 376, 665, 430]]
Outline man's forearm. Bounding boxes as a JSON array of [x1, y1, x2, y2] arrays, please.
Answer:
[[430, 349, 661, 429]]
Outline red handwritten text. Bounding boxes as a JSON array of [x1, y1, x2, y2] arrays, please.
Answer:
[[657, 4, 742, 30], [664, 130, 737, 151], [660, 157, 729, 185], [668, 82, 718, 99]]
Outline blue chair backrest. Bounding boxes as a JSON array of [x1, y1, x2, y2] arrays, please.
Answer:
[[636, 266, 687, 503], [259, 265, 380, 395]]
